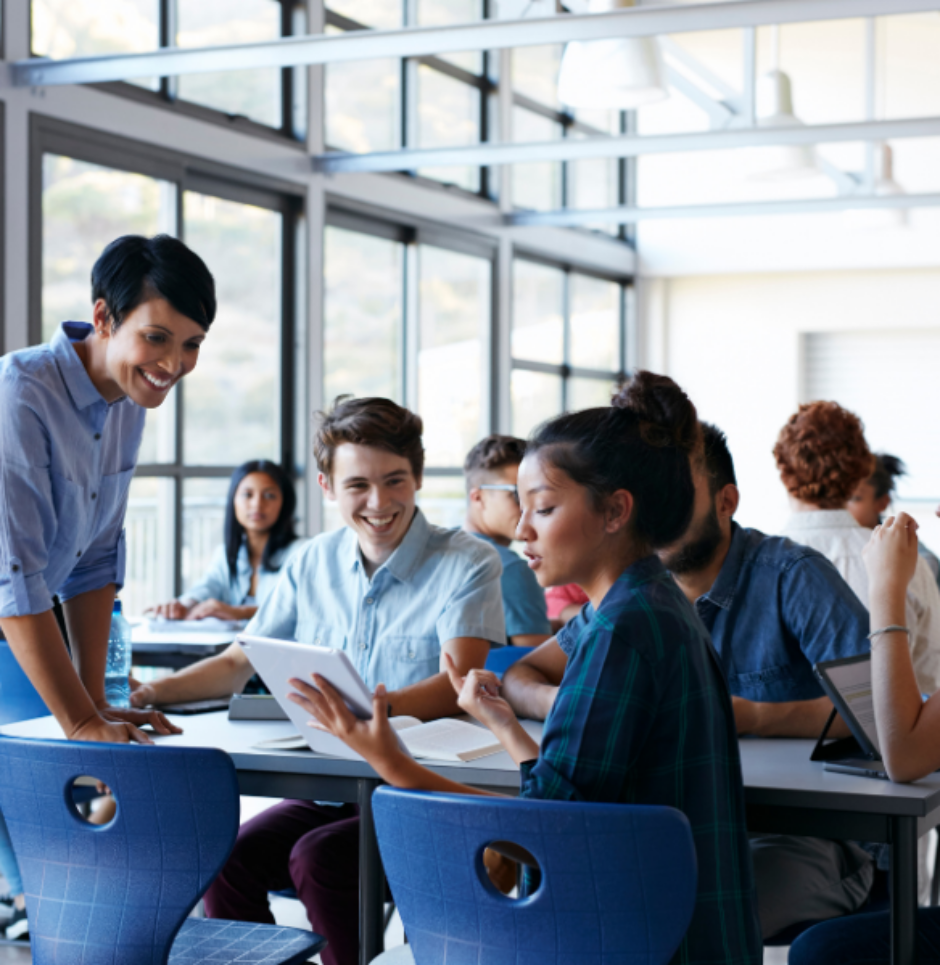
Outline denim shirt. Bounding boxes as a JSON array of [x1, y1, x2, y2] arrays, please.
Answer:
[[558, 522, 871, 703], [0, 322, 144, 617], [180, 539, 307, 609], [246, 509, 506, 692]]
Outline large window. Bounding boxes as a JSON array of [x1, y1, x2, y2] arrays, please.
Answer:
[[323, 215, 493, 529], [32, 0, 306, 138], [37, 121, 300, 616], [511, 257, 628, 437]]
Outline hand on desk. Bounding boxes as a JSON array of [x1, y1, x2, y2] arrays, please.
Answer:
[[187, 599, 251, 621], [98, 703, 183, 737], [146, 600, 192, 620], [129, 676, 157, 709]]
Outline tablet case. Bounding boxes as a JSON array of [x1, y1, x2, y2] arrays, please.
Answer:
[[812, 655, 881, 763]]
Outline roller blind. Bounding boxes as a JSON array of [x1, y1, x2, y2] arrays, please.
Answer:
[[803, 330, 940, 500]]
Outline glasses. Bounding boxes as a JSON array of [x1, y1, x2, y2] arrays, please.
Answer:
[[479, 484, 520, 505]]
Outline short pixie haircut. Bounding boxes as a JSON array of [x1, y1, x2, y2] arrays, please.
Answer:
[[463, 435, 527, 492], [91, 234, 216, 331], [773, 401, 874, 509], [313, 396, 425, 481]]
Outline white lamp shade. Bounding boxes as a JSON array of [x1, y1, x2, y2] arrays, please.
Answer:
[[558, 35, 668, 110], [846, 144, 908, 228], [748, 70, 818, 181]]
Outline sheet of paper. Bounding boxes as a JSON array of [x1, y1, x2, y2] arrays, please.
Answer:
[[146, 617, 247, 633]]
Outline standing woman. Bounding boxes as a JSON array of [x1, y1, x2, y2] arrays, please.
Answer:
[[0, 234, 216, 745], [147, 460, 302, 623]]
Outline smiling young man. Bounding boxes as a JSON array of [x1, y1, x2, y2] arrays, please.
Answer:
[[0, 233, 215, 746], [138, 396, 505, 965], [462, 435, 551, 647]]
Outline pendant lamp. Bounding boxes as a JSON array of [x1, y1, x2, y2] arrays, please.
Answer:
[[557, 0, 669, 110], [748, 68, 819, 180], [846, 143, 908, 228]]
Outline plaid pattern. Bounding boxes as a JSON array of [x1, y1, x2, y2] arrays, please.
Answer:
[[521, 556, 762, 965]]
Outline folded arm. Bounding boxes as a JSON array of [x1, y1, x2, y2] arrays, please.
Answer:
[[501, 637, 567, 720]]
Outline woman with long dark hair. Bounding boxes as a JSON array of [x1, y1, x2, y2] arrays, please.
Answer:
[[149, 459, 301, 622]]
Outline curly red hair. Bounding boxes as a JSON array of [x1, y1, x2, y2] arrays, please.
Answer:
[[773, 401, 874, 509]]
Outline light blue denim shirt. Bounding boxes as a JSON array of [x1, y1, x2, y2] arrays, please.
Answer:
[[0, 322, 145, 617], [181, 539, 307, 609], [246, 509, 506, 691]]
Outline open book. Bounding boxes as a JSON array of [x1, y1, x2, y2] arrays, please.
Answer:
[[255, 716, 504, 763]]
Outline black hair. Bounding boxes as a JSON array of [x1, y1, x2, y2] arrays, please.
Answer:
[[869, 453, 907, 501], [527, 370, 700, 550], [91, 234, 217, 331], [224, 460, 298, 580], [701, 422, 738, 493]]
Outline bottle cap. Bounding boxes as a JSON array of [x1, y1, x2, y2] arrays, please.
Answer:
[[112, 599, 123, 614]]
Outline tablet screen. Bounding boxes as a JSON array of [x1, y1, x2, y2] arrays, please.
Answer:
[[819, 656, 881, 756]]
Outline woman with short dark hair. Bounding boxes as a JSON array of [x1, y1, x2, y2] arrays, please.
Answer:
[[0, 233, 216, 746]]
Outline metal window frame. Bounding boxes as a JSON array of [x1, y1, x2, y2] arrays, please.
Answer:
[[31, 114, 304, 595], [510, 251, 631, 420], [28, 0, 308, 144]]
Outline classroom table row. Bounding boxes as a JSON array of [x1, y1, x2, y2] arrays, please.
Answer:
[[4, 711, 940, 965]]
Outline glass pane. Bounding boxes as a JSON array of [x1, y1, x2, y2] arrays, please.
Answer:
[[124, 476, 175, 617], [417, 475, 467, 529], [181, 478, 229, 595], [416, 0, 482, 74], [42, 155, 175, 342], [325, 25, 400, 152], [568, 377, 616, 413], [512, 108, 562, 211], [569, 275, 620, 371], [324, 226, 403, 403], [176, 0, 281, 127], [32, 0, 159, 89], [182, 192, 281, 465], [511, 369, 562, 438], [512, 44, 562, 107], [329, 0, 402, 29], [512, 260, 563, 365], [567, 146, 619, 234], [883, 14, 940, 120], [416, 65, 480, 192], [418, 245, 490, 468], [138, 387, 177, 464]]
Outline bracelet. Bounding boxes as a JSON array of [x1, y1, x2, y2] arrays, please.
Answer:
[[868, 625, 910, 641]]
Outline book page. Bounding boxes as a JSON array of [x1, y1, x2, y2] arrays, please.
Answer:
[[397, 718, 503, 762]]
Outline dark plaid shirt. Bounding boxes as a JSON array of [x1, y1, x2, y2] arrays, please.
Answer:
[[521, 556, 761, 965]]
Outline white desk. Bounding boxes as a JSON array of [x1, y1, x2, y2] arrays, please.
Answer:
[[4, 720, 935, 965]]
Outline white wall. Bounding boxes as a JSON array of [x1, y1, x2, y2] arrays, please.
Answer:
[[645, 268, 940, 546]]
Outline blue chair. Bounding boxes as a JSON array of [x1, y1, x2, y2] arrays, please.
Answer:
[[370, 787, 697, 965], [0, 641, 49, 727], [484, 646, 534, 678], [0, 736, 326, 965]]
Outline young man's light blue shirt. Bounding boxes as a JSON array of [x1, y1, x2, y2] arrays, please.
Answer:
[[470, 533, 551, 640], [182, 539, 307, 609], [246, 509, 506, 692], [0, 322, 145, 617]]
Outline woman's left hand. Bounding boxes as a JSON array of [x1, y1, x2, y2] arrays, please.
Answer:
[[99, 705, 183, 736], [444, 654, 519, 734], [188, 599, 242, 621], [287, 676, 403, 766]]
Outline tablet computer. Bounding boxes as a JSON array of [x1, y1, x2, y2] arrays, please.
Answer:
[[812, 653, 889, 778], [236, 634, 381, 761]]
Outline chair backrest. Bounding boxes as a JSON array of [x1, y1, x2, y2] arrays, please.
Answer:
[[0, 641, 49, 725], [0, 736, 240, 965], [373, 787, 697, 965], [484, 646, 534, 677]]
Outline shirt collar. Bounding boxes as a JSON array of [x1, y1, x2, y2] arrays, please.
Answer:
[[784, 509, 860, 531], [346, 508, 431, 584], [51, 322, 112, 412], [697, 521, 747, 611], [598, 555, 670, 613]]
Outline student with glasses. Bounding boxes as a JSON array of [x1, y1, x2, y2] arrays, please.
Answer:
[[462, 435, 552, 648]]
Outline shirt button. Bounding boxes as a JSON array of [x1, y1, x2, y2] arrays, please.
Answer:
[[94, 433, 101, 441], [365, 597, 374, 606], [359, 643, 367, 651], [314, 637, 321, 645], [76, 551, 82, 558], [11, 565, 19, 573], [91, 493, 97, 500], [408, 651, 416, 659]]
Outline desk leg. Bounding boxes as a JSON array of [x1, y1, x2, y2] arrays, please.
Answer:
[[890, 816, 917, 965], [358, 778, 385, 965]]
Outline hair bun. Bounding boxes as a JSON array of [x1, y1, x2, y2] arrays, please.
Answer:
[[612, 370, 699, 454]]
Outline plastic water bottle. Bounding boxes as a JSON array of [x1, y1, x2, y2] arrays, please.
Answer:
[[105, 599, 132, 708]]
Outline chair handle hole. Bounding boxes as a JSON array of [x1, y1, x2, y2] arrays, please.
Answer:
[[67, 776, 117, 828], [476, 840, 542, 903]]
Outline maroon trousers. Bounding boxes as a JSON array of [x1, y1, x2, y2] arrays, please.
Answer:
[[203, 800, 361, 965]]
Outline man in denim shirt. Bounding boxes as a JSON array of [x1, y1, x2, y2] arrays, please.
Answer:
[[503, 422, 873, 942]]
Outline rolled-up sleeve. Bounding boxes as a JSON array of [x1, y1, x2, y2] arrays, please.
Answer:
[[0, 389, 57, 617], [435, 547, 506, 645]]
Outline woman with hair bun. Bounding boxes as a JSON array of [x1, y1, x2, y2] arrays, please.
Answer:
[[289, 371, 762, 965]]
